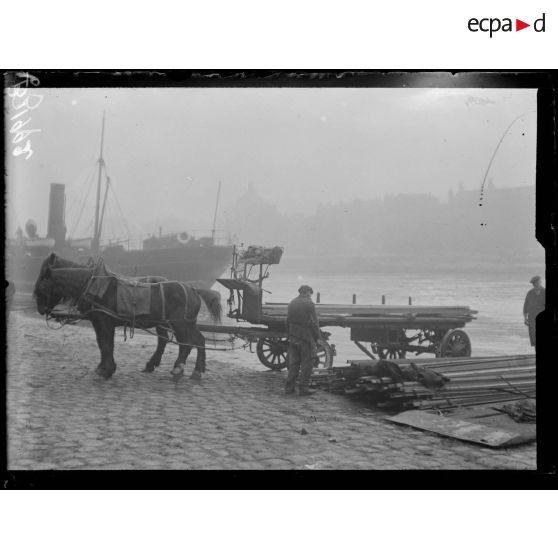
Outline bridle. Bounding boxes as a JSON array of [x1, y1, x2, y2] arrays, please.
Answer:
[[39, 260, 93, 324]]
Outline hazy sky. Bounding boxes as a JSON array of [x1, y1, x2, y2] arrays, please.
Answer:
[[6, 87, 536, 239]]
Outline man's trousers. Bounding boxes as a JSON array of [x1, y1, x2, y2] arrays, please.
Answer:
[[286, 339, 316, 390]]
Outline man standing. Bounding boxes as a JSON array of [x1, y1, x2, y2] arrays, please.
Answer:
[[285, 285, 321, 396], [523, 275, 545, 350]]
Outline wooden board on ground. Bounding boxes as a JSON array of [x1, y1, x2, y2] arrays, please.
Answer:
[[386, 409, 536, 447]]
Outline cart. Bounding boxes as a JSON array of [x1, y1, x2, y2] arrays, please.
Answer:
[[202, 246, 477, 371]]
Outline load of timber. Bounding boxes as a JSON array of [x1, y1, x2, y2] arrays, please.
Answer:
[[310, 354, 535, 411], [262, 303, 477, 327]]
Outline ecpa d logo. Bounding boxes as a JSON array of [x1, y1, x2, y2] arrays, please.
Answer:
[[468, 13, 546, 37]]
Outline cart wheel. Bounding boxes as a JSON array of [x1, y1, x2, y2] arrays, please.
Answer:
[[377, 347, 406, 360], [256, 337, 288, 371], [437, 329, 471, 358], [314, 339, 335, 369]]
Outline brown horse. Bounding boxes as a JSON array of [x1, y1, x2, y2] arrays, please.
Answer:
[[34, 253, 221, 379]]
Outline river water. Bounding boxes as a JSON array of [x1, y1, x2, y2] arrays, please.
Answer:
[[212, 264, 541, 363]]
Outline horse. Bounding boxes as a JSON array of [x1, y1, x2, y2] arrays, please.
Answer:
[[33, 253, 222, 380], [36, 253, 173, 375]]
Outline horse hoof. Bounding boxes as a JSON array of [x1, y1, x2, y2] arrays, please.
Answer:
[[141, 367, 154, 374], [95, 368, 113, 379], [190, 371, 202, 380], [171, 367, 184, 378]]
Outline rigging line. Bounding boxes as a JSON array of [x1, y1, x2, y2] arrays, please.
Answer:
[[70, 171, 92, 237], [108, 199, 116, 242], [109, 181, 132, 239], [70, 167, 97, 238], [85, 218, 94, 237], [73, 163, 97, 216], [67, 159, 98, 218], [97, 174, 110, 243], [66, 159, 98, 216], [105, 188, 121, 243]]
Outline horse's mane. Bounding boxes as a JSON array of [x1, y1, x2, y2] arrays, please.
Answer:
[[45, 267, 94, 306]]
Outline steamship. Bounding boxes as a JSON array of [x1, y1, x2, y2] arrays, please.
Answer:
[[6, 182, 233, 295], [6, 115, 233, 295]]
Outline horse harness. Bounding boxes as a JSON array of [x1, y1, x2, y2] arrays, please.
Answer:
[[60, 261, 193, 337], [44, 267, 244, 352]]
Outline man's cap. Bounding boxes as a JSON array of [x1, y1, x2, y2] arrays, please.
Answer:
[[530, 275, 541, 285], [298, 284, 314, 294]]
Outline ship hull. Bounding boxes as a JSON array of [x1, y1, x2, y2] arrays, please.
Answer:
[[102, 245, 233, 285]]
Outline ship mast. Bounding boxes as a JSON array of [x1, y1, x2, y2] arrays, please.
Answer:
[[92, 110, 106, 254], [211, 180, 222, 243], [98, 175, 110, 243]]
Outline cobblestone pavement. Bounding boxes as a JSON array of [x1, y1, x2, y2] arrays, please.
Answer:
[[7, 311, 536, 470]]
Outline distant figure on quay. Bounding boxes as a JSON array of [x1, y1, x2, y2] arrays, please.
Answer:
[[523, 275, 545, 350], [285, 285, 321, 396]]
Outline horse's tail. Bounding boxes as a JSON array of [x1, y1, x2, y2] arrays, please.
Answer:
[[196, 288, 222, 322]]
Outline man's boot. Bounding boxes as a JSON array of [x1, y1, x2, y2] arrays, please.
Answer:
[[285, 371, 297, 394]]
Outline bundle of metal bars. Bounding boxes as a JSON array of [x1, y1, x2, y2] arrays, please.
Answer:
[[310, 355, 536, 411]]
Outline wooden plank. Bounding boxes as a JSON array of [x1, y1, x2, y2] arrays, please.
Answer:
[[263, 306, 476, 317], [386, 410, 535, 447], [265, 303, 476, 313], [263, 309, 476, 318], [261, 314, 471, 328]]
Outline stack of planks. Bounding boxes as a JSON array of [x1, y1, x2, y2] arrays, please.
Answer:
[[310, 355, 536, 411], [262, 303, 477, 327]]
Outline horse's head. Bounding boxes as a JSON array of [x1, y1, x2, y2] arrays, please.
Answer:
[[33, 253, 61, 315]]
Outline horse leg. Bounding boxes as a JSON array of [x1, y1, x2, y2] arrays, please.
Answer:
[[92, 318, 117, 378], [190, 325, 206, 379], [169, 321, 192, 378], [142, 325, 169, 373], [92, 319, 105, 375]]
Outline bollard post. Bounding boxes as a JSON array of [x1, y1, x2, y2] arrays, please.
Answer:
[[382, 295, 386, 305], [352, 294, 356, 304], [316, 292, 321, 303], [409, 296, 412, 305]]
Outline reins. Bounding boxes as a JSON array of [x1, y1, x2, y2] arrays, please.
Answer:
[[45, 303, 248, 352]]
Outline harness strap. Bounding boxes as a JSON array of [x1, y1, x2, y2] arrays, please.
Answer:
[[180, 283, 189, 320], [73, 272, 96, 310]]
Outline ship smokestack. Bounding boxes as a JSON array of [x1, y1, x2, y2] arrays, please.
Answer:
[[47, 183, 66, 248]]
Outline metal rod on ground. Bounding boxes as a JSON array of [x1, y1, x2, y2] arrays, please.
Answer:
[[311, 351, 536, 410]]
